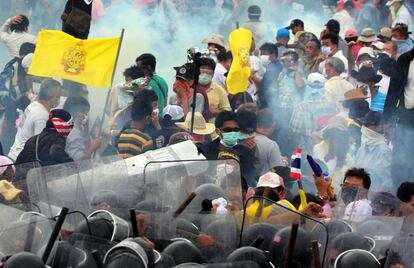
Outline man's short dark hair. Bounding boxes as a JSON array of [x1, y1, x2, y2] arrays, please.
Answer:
[[283, 50, 299, 61], [215, 111, 238, 129], [136, 53, 156, 72], [10, 15, 29, 32], [135, 89, 158, 103], [396, 182, 414, 203], [257, 109, 274, 129], [308, 38, 321, 49], [131, 98, 153, 121], [322, 32, 339, 46], [236, 110, 257, 133], [260, 43, 278, 58], [217, 50, 233, 62], [19, 42, 35, 57], [343, 168, 371, 190], [123, 66, 145, 80], [63, 97, 90, 118], [199, 57, 216, 71]]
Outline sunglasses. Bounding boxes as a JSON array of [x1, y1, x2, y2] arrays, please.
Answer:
[[221, 127, 240, 132]]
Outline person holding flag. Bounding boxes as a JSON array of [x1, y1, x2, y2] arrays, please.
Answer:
[[290, 148, 308, 211]]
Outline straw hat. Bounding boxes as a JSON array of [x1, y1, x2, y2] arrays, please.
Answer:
[[358, 28, 377, 43], [0, 180, 23, 201], [175, 112, 216, 135]]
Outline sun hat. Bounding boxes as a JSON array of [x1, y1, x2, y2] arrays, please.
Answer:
[[175, 112, 215, 135]]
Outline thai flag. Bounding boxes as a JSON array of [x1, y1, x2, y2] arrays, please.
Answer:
[[290, 148, 302, 180]]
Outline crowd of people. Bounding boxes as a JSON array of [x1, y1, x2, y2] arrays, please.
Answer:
[[0, 0, 414, 267]]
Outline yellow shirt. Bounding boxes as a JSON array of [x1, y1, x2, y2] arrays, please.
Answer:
[[207, 82, 231, 124]]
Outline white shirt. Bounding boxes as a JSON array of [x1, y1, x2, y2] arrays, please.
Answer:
[[404, 60, 414, 109], [212, 63, 228, 91], [8, 101, 49, 161], [391, 4, 412, 28], [0, 18, 36, 58], [319, 50, 348, 77]]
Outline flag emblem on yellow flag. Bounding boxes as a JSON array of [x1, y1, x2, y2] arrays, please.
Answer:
[[29, 30, 121, 89], [226, 28, 252, 95]]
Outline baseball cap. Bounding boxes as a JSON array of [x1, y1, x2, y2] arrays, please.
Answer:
[[358, 28, 377, 43], [325, 19, 340, 34], [173, 63, 194, 81], [345, 28, 358, 38], [307, 72, 327, 88], [257, 172, 285, 189], [276, 28, 290, 39], [386, 0, 402, 6], [163, 105, 184, 121], [286, 19, 304, 30], [248, 5, 261, 16]]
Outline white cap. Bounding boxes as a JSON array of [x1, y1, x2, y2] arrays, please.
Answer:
[[163, 105, 184, 121], [307, 72, 327, 87], [357, 47, 375, 59], [257, 172, 285, 189], [386, 0, 402, 6]]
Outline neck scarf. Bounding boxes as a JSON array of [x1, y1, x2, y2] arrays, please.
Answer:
[[361, 125, 386, 146]]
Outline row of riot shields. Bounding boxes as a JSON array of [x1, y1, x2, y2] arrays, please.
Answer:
[[1, 157, 413, 267]]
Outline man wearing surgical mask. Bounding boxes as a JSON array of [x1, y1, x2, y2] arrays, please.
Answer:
[[197, 57, 231, 124], [318, 33, 348, 77], [257, 43, 282, 108], [201, 110, 257, 187]]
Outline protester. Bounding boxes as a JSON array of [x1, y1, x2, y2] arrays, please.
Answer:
[[136, 53, 168, 116], [61, 0, 93, 39], [355, 112, 392, 191], [202, 33, 226, 58], [391, 23, 414, 58], [0, 14, 36, 58], [254, 108, 283, 176], [257, 42, 282, 108], [64, 97, 102, 161], [319, 33, 348, 76], [332, 1, 356, 36], [15, 109, 74, 166], [324, 57, 353, 106], [383, 40, 399, 59], [212, 50, 232, 91], [116, 96, 154, 159], [387, 0, 412, 27], [8, 79, 62, 161], [397, 181, 414, 205], [275, 28, 290, 58], [304, 39, 322, 75], [160, 105, 185, 146], [377, 27, 393, 42], [321, 19, 349, 55], [197, 57, 231, 123], [286, 18, 317, 57], [241, 5, 268, 47], [345, 28, 362, 61]]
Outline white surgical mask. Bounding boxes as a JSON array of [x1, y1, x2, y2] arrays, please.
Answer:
[[260, 55, 271, 66], [321, 46, 332, 56], [199, 73, 213, 86]]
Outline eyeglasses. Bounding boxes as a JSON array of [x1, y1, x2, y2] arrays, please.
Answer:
[[221, 127, 240, 132], [340, 183, 363, 188], [200, 69, 214, 75]]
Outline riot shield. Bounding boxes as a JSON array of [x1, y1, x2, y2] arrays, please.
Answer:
[[26, 156, 132, 223], [0, 161, 40, 210], [0, 204, 55, 258], [240, 195, 328, 268], [384, 214, 414, 268], [331, 189, 405, 266], [132, 159, 244, 264]]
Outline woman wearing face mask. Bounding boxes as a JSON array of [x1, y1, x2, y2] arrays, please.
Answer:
[[64, 97, 102, 161]]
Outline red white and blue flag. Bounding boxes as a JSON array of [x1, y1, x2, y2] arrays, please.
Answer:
[[290, 148, 302, 180]]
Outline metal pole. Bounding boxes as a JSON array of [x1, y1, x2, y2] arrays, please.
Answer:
[[41, 207, 69, 263], [190, 57, 201, 135]]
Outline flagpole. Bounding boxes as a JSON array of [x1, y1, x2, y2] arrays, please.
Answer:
[[94, 28, 125, 157]]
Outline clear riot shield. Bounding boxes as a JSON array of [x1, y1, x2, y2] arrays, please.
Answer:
[[0, 161, 40, 210], [384, 214, 414, 268], [26, 156, 132, 223], [0, 204, 55, 258], [240, 195, 328, 268], [331, 189, 404, 266], [132, 159, 244, 264]]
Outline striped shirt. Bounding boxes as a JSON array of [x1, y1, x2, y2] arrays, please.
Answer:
[[117, 128, 154, 159]]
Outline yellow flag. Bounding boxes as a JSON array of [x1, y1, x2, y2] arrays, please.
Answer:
[[226, 28, 252, 95], [29, 30, 121, 89]]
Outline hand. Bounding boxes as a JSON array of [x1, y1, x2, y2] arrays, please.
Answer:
[[242, 137, 256, 150], [313, 174, 329, 196], [209, 104, 221, 116], [90, 136, 102, 151], [151, 112, 161, 130], [316, 54, 327, 63], [300, 202, 325, 218], [10, 15, 22, 24], [356, 84, 368, 95], [347, 41, 357, 48], [196, 234, 215, 247]]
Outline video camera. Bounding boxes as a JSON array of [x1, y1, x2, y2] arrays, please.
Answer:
[[187, 47, 217, 63]]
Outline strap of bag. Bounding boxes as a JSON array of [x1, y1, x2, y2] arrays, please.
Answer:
[[35, 135, 40, 163]]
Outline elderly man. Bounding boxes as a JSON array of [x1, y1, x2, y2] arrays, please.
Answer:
[[324, 57, 354, 106]]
